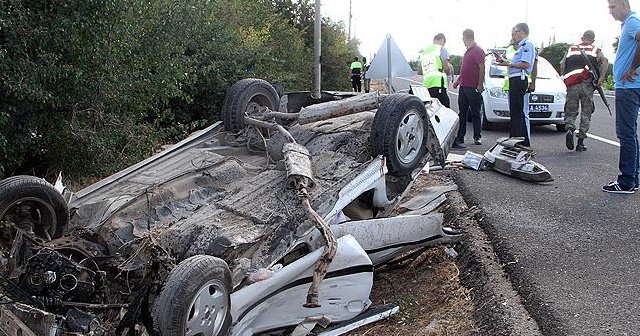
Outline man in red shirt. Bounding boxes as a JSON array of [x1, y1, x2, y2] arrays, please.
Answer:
[[453, 29, 486, 148]]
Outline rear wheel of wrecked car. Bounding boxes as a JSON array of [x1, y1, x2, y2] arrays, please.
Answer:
[[153, 255, 232, 336], [0, 175, 69, 241], [223, 78, 280, 132], [371, 93, 428, 176]]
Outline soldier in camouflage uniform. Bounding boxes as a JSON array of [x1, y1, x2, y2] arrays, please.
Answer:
[[559, 30, 609, 151]]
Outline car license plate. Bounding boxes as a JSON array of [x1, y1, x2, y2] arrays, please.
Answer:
[[529, 104, 549, 112]]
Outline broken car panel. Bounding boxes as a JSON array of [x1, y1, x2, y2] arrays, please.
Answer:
[[483, 137, 554, 182]]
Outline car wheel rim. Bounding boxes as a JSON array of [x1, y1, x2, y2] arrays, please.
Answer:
[[244, 94, 272, 119], [185, 279, 229, 336], [395, 110, 425, 164]]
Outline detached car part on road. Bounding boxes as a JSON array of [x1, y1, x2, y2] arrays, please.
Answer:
[[483, 137, 553, 183], [0, 78, 461, 336]]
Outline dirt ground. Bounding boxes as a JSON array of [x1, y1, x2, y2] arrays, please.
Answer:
[[343, 171, 478, 336], [343, 169, 542, 336]]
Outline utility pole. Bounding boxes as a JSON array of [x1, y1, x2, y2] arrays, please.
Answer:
[[348, 0, 352, 40], [313, 0, 321, 98]]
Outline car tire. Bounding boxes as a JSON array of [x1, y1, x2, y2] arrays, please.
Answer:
[[0, 175, 69, 240], [481, 104, 495, 131], [371, 93, 428, 176], [222, 78, 280, 132], [556, 124, 566, 132], [153, 255, 232, 336]]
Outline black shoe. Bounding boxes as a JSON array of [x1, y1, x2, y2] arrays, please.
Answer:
[[565, 131, 574, 150], [602, 181, 635, 194], [575, 138, 586, 152], [452, 142, 468, 150], [474, 139, 482, 145]]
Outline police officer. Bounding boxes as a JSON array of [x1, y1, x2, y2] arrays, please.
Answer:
[[497, 23, 537, 148], [559, 30, 609, 151], [421, 33, 452, 107], [501, 39, 538, 143]]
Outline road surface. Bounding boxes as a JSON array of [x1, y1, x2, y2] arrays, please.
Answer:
[[449, 89, 640, 336]]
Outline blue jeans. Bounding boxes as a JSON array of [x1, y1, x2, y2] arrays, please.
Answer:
[[614, 89, 640, 189]]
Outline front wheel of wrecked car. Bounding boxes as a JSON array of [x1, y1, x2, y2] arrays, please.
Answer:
[[153, 255, 232, 336], [371, 93, 428, 176], [0, 175, 69, 241], [222, 78, 280, 132]]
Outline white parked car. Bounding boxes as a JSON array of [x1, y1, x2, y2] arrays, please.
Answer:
[[481, 50, 567, 131]]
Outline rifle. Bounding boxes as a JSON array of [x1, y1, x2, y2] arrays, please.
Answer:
[[580, 49, 612, 115]]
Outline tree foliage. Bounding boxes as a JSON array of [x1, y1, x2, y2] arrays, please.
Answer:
[[449, 55, 462, 74], [0, 0, 358, 181]]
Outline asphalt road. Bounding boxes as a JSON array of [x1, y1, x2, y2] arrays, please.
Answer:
[[448, 90, 640, 335]]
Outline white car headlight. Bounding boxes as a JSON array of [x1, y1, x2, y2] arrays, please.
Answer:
[[489, 87, 508, 99], [555, 92, 566, 101]]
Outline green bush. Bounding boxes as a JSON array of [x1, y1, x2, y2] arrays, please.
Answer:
[[0, 0, 359, 182]]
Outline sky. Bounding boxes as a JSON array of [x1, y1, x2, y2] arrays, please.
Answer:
[[321, 0, 638, 62]]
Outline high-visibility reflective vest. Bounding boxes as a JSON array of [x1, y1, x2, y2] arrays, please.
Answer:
[[502, 45, 518, 91], [562, 43, 599, 86], [350, 61, 363, 77], [421, 44, 447, 89]]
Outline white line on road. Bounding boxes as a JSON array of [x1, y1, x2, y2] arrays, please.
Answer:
[[586, 132, 620, 147]]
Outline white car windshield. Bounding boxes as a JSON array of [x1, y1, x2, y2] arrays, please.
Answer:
[[488, 57, 559, 80]]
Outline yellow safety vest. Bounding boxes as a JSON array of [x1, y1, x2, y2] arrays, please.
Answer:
[[421, 44, 448, 89], [502, 45, 518, 91]]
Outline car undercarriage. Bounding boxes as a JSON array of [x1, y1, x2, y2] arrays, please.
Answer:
[[0, 79, 461, 336]]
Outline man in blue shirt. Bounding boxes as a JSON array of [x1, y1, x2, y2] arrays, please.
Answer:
[[603, 0, 640, 194], [498, 23, 537, 148]]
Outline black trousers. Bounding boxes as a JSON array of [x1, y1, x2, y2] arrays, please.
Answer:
[[428, 87, 450, 108], [508, 77, 530, 146], [351, 75, 362, 92], [457, 86, 483, 141]]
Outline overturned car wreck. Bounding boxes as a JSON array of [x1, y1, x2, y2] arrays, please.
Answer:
[[0, 79, 461, 335]]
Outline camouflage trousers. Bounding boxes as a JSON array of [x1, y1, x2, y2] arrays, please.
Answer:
[[564, 81, 595, 139]]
